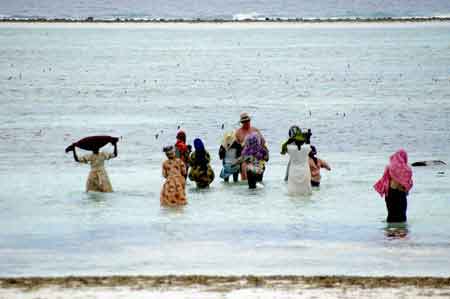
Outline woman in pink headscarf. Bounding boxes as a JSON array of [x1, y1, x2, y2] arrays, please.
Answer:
[[374, 149, 413, 223]]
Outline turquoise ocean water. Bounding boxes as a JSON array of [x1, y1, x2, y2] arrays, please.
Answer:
[[0, 22, 449, 277]]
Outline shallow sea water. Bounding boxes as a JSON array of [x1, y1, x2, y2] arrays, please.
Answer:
[[0, 22, 449, 277]]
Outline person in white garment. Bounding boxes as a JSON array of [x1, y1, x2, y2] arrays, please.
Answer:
[[281, 125, 312, 196]]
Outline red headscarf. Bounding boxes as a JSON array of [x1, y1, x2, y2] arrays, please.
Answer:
[[175, 130, 189, 161], [374, 149, 413, 197], [176, 130, 186, 143]]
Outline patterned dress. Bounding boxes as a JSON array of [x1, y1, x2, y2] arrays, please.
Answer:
[[235, 127, 266, 180], [160, 158, 187, 206], [78, 152, 115, 192], [188, 151, 215, 188]]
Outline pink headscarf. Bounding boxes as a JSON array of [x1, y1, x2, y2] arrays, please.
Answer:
[[374, 149, 413, 197]]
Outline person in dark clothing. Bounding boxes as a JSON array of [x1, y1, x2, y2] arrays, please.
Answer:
[[374, 149, 413, 223]]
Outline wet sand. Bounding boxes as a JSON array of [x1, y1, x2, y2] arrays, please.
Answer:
[[1, 275, 450, 298], [2, 275, 450, 290]]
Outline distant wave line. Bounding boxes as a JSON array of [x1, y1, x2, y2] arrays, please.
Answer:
[[1, 16, 450, 23]]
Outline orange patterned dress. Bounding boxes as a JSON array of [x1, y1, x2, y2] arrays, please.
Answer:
[[160, 158, 187, 206]]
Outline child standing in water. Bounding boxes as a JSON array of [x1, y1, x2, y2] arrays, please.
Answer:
[[219, 131, 242, 183], [188, 138, 215, 188], [72, 141, 118, 192], [160, 145, 187, 206], [241, 132, 269, 189], [281, 125, 312, 196], [308, 145, 331, 187], [374, 149, 413, 223]]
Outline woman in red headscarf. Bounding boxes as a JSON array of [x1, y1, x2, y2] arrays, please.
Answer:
[[374, 149, 413, 223], [174, 130, 191, 177]]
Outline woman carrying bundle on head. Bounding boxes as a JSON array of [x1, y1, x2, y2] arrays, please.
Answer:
[[374, 149, 413, 223], [160, 145, 187, 206], [241, 132, 269, 189], [281, 126, 312, 196], [67, 135, 118, 193], [219, 131, 242, 183], [188, 138, 215, 188]]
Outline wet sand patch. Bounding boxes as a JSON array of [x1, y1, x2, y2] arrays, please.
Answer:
[[1, 275, 450, 291]]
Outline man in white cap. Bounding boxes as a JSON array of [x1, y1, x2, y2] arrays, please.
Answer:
[[235, 112, 267, 180]]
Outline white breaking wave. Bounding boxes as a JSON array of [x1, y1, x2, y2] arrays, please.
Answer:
[[232, 12, 265, 21]]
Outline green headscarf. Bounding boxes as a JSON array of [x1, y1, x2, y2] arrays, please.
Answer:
[[281, 125, 305, 154]]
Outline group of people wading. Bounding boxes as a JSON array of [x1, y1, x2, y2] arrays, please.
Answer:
[[159, 112, 333, 206], [69, 112, 414, 224]]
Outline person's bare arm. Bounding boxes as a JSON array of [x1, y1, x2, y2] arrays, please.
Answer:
[[320, 159, 331, 171], [112, 142, 118, 157], [72, 147, 79, 162]]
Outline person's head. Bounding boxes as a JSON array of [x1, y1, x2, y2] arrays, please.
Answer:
[[163, 145, 176, 159], [288, 125, 301, 138], [288, 125, 305, 144], [240, 112, 251, 129], [390, 149, 408, 165], [176, 130, 186, 143], [193, 138, 205, 152], [309, 145, 317, 159], [222, 131, 236, 150]]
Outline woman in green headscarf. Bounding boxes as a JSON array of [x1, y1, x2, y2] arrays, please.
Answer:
[[281, 126, 313, 195]]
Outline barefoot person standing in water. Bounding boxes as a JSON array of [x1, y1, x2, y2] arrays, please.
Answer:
[[71, 138, 118, 192], [281, 126, 312, 196], [309, 145, 331, 187], [241, 132, 269, 189], [235, 112, 266, 180], [174, 130, 191, 177], [188, 138, 215, 188], [219, 131, 242, 183], [374, 149, 413, 223], [160, 145, 187, 206]]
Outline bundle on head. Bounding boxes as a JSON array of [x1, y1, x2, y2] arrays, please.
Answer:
[[65, 135, 119, 153]]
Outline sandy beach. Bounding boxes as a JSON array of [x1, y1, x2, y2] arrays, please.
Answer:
[[1, 275, 450, 298]]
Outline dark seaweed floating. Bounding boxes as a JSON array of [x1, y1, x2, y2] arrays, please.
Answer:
[[411, 160, 446, 167]]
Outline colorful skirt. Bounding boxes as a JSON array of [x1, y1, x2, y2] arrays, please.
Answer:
[[160, 175, 187, 206], [189, 165, 215, 188]]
